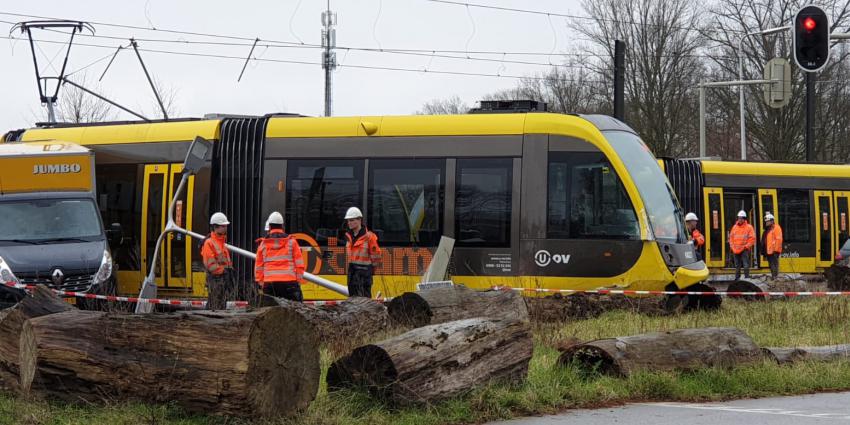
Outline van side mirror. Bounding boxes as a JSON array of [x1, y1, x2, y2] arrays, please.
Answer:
[[107, 223, 123, 247]]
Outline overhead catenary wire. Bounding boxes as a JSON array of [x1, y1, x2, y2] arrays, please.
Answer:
[[421, 0, 741, 34], [0, 33, 611, 83], [0, 11, 733, 60]]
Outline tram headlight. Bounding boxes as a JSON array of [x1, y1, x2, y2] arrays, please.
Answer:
[[93, 249, 113, 286]]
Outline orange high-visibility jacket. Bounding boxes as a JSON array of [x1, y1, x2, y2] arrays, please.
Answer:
[[345, 227, 382, 268], [201, 232, 232, 276], [255, 229, 305, 285], [764, 224, 784, 255], [729, 221, 756, 254], [691, 229, 705, 248]]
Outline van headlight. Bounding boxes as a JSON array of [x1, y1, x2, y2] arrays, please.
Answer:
[[93, 250, 113, 285], [0, 256, 20, 285]]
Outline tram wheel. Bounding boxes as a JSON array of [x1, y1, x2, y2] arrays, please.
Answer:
[[663, 283, 722, 313]]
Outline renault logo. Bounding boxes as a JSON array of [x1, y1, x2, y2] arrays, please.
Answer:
[[51, 269, 64, 285]]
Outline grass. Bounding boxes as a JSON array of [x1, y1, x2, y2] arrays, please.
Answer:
[[3, 297, 850, 425]]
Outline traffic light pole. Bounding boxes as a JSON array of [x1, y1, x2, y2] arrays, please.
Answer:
[[805, 72, 815, 162], [699, 79, 780, 158], [737, 26, 789, 160]]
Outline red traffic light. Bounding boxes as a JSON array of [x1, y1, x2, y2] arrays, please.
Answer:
[[803, 17, 817, 31]]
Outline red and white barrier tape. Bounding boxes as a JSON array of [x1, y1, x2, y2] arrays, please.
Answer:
[[2, 281, 379, 308], [492, 286, 850, 297]]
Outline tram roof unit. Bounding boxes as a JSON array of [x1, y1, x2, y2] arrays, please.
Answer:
[[13, 112, 634, 147], [700, 160, 849, 180]]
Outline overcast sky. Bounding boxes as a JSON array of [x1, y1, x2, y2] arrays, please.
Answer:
[[0, 0, 589, 130]]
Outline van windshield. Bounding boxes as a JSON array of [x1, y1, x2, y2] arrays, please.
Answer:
[[0, 199, 103, 243], [605, 131, 686, 243]]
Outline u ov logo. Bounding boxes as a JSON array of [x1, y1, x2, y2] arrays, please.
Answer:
[[535, 250, 571, 267], [535, 250, 552, 267]]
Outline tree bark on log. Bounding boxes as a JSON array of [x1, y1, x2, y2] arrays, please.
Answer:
[[327, 317, 532, 405], [0, 285, 73, 392], [558, 327, 764, 377], [19, 307, 320, 418], [387, 285, 528, 328], [259, 295, 388, 343], [763, 344, 850, 364]]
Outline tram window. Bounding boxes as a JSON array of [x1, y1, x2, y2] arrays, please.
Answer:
[[456, 158, 512, 247], [96, 165, 141, 271], [191, 167, 211, 273], [286, 160, 364, 244], [778, 189, 811, 243], [368, 159, 444, 246], [548, 152, 639, 240]]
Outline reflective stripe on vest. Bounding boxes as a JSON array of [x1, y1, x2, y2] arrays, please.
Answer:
[[205, 236, 232, 275], [258, 236, 301, 282], [347, 233, 374, 266]]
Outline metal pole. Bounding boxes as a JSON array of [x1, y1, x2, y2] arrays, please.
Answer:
[[614, 40, 625, 121], [130, 39, 168, 120], [806, 72, 815, 162], [699, 85, 706, 157], [61, 78, 151, 121], [736, 26, 789, 161]]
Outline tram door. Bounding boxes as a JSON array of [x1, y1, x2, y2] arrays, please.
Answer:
[[758, 189, 778, 268], [723, 192, 758, 269], [703, 187, 725, 268], [141, 164, 195, 289], [815, 191, 835, 268], [835, 192, 850, 255]]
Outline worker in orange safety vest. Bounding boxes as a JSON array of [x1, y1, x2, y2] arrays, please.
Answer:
[[344, 207, 382, 298], [685, 212, 705, 261], [729, 210, 756, 280], [761, 212, 784, 279], [201, 212, 233, 310], [255, 211, 305, 302]]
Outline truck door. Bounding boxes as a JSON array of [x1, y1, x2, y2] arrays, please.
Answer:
[[141, 164, 195, 289]]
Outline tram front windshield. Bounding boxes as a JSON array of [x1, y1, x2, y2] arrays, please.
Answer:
[[605, 131, 686, 243]]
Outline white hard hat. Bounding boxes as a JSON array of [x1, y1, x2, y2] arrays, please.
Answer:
[[264, 220, 269, 232], [765, 212, 775, 221], [210, 212, 230, 226], [344, 207, 363, 220], [685, 212, 699, 222], [737, 210, 747, 218], [267, 211, 284, 225]]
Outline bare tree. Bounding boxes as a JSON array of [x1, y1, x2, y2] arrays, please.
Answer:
[[572, 0, 708, 157], [416, 96, 470, 115], [705, 0, 850, 161], [484, 63, 608, 114], [54, 73, 117, 123], [144, 76, 181, 119]]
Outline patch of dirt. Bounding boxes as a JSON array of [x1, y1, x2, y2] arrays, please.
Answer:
[[525, 293, 667, 323]]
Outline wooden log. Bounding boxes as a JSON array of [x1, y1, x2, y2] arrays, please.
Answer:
[[763, 344, 850, 364], [19, 307, 320, 418], [387, 285, 528, 328], [326, 317, 532, 405], [0, 285, 73, 392], [558, 327, 764, 377], [259, 295, 389, 343]]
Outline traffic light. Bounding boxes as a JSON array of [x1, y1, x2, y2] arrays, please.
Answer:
[[793, 5, 830, 72]]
